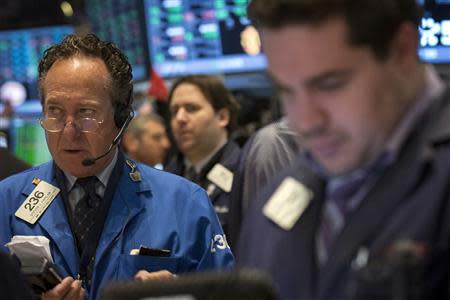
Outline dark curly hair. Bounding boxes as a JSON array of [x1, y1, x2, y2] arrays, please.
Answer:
[[167, 75, 240, 133], [38, 33, 133, 127], [248, 0, 422, 60]]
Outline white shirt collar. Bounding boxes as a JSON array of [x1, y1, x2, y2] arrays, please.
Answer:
[[184, 137, 227, 174]]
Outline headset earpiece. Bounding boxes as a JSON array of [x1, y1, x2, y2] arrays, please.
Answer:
[[114, 91, 133, 127], [114, 106, 132, 128]]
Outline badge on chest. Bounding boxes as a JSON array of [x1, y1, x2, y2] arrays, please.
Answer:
[[206, 163, 234, 193], [263, 177, 313, 230], [15, 179, 60, 225]]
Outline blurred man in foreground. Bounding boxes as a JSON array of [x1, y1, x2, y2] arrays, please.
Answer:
[[238, 1, 450, 299]]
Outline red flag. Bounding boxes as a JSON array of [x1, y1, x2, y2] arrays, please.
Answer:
[[148, 69, 168, 102]]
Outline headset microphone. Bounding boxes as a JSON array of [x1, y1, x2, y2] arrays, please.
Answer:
[[82, 111, 134, 167]]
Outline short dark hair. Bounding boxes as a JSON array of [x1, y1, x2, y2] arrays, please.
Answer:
[[248, 0, 422, 60], [38, 33, 133, 127], [167, 75, 240, 133]]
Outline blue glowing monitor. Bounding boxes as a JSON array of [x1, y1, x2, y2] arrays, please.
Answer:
[[418, 0, 450, 63], [0, 25, 74, 99]]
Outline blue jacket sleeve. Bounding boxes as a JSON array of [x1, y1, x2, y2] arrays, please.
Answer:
[[179, 186, 235, 271]]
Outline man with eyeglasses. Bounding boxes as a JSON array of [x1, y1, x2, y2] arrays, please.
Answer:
[[0, 34, 234, 300]]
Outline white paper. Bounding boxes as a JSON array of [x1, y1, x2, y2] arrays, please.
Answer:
[[6, 235, 53, 263]]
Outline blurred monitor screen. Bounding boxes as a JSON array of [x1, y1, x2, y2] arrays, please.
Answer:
[[144, 0, 267, 78], [0, 25, 74, 99], [418, 0, 450, 63], [85, 0, 149, 81], [144, 0, 448, 82], [9, 100, 51, 166]]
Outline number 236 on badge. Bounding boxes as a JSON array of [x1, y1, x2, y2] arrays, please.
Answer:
[[15, 180, 60, 224]]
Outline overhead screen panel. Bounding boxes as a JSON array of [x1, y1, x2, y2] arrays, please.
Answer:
[[85, 0, 150, 81], [0, 25, 74, 99], [418, 0, 450, 63], [143, 0, 267, 78], [0, 26, 72, 165], [144, 0, 448, 81]]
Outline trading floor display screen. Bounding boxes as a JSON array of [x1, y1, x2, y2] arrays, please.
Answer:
[[11, 117, 51, 166], [85, 0, 149, 81], [418, 0, 450, 63], [0, 26, 74, 97], [144, 0, 267, 78], [9, 100, 51, 166]]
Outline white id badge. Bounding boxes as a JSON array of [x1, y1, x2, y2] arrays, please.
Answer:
[[15, 181, 60, 224], [206, 163, 234, 193], [263, 177, 313, 230]]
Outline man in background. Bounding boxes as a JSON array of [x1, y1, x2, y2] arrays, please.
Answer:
[[0, 132, 30, 180], [165, 75, 241, 237], [238, 0, 450, 299], [122, 113, 171, 169]]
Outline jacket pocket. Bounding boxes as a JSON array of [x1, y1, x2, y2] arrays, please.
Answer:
[[117, 254, 180, 279]]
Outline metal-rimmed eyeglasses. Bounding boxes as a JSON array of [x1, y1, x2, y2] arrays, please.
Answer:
[[39, 117, 104, 133]]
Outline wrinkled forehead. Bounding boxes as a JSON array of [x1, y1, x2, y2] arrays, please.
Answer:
[[41, 56, 113, 102]]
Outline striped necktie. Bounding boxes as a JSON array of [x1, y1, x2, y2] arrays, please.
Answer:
[[317, 171, 367, 265]]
